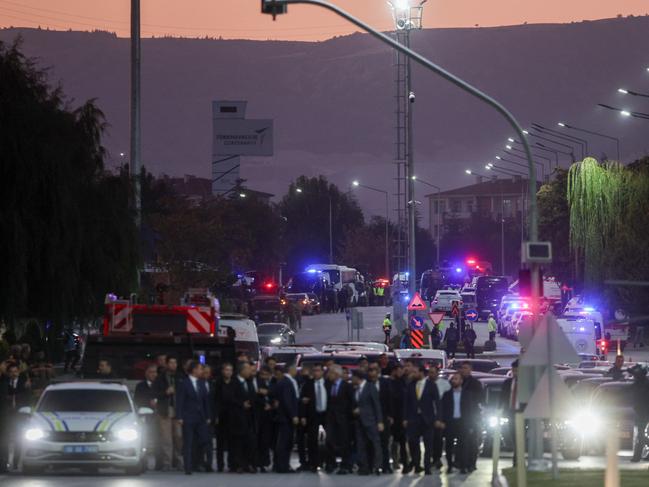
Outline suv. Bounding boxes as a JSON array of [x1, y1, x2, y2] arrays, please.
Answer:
[[20, 382, 149, 475]]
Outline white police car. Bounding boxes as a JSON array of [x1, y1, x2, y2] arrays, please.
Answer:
[[20, 382, 151, 475]]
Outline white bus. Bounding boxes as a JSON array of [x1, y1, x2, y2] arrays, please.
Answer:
[[305, 264, 361, 304]]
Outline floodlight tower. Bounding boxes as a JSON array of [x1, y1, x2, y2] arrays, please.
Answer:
[[388, 0, 425, 295]]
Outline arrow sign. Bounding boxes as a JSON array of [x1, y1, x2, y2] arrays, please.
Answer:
[[519, 314, 580, 367], [407, 292, 427, 311], [410, 315, 425, 331], [523, 367, 577, 419], [428, 311, 445, 326], [465, 309, 478, 321]]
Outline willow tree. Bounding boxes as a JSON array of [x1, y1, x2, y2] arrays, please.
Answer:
[[567, 156, 649, 299]]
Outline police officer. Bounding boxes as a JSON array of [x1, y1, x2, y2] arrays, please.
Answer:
[[487, 314, 497, 343], [383, 314, 393, 346]]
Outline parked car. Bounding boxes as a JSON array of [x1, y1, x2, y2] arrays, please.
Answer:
[[432, 289, 463, 312], [394, 349, 447, 369], [260, 345, 318, 365], [448, 358, 500, 373], [306, 293, 321, 314], [286, 293, 315, 315]]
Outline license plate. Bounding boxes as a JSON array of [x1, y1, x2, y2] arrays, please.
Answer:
[[64, 445, 98, 454]]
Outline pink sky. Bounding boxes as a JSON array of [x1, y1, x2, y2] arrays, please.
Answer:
[[1, 0, 648, 41]]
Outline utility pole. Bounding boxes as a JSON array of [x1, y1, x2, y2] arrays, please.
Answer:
[[130, 0, 141, 228]]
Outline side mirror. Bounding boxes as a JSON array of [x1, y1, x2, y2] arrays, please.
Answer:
[[18, 406, 32, 415], [137, 407, 154, 415]]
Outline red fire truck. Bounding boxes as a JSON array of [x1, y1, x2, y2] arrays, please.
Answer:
[[81, 293, 235, 381]]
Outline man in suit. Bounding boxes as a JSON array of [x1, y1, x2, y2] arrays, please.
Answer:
[[1, 362, 31, 471], [175, 361, 212, 475], [500, 359, 519, 467], [324, 364, 354, 474], [368, 362, 393, 473], [352, 370, 383, 476], [214, 362, 235, 472], [228, 361, 257, 473], [388, 363, 409, 472], [440, 372, 479, 474], [402, 365, 439, 475], [300, 362, 328, 472], [273, 364, 300, 473], [459, 361, 484, 471], [255, 366, 275, 472], [154, 356, 184, 471], [429, 366, 450, 469], [134, 364, 160, 469]]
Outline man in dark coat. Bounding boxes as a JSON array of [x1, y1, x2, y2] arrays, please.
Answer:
[[300, 363, 328, 472], [440, 372, 479, 473], [175, 362, 212, 475], [352, 370, 383, 475], [444, 323, 459, 359], [500, 359, 519, 466], [255, 366, 275, 472], [134, 364, 161, 468], [324, 364, 354, 474], [273, 364, 300, 473], [0, 362, 31, 471], [153, 356, 183, 471], [214, 362, 235, 472], [402, 365, 440, 475], [388, 364, 409, 472], [228, 361, 257, 473], [459, 361, 484, 471], [368, 362, 393, 473]]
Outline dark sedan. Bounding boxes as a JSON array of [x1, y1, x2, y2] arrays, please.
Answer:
[[256, 323, 295, 346]]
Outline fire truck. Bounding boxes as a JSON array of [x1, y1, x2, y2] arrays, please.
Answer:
[[80, 293, 236, 381]]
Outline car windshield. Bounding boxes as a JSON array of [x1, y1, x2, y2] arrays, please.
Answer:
[[38, 389, 132, 412], [286, 294, 305, 301], [269, 352, 300, 365], [477, 277, 508, 293], [254, 299, 280, 310], [258, 325, 285, 333], [484, 384, 503, 408], [307, 294, 318, 300]]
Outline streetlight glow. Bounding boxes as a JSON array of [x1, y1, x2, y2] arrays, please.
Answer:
[[485, 165, 492, 170], [621, 110, 632, 117], [507, 138, 515, 143], [296, 187, 303, 193], [618, 88, 629, 95], [506, 145, 513, 150], [411, 175, 417, 180], [496, 156, 502, 160], [465, 169, 472, 175], [239, 193, 246, 198], [522, 130, 529, 135], [557, 122, 566, 127], [352, 180, 360, 186]]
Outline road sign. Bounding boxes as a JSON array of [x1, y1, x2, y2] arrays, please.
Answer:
[[410, 329, 424, 349], [428, 311, 445, 326], [451, 301, 460, 317], [410, 315, 425, 331], [407, 292, 427, 311], [465, 309, 478, 321], [519, 314, 580, 367]]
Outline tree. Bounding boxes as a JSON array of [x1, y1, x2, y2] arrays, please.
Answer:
[[279, 176, 364, 275], [0, 39, 138, 333]]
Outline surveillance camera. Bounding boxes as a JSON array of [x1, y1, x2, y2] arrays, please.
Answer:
[[409, 92, 415, 103]]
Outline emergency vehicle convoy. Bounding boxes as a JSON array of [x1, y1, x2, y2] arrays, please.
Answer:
[[81, 292, 239, 380]]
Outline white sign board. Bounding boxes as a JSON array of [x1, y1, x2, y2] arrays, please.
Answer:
[[213, 119, 274, 156]]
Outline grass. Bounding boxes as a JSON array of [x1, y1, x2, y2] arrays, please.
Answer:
[[502, 467, 649, 487]]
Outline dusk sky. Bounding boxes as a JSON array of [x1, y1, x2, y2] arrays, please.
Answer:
[[1, 0, 648, 41]]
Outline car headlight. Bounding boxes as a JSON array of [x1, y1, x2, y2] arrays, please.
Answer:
[[487, 416, 509, 428], [25, 428, 47, 441], [115, 428, 139, 442], [270, 337, 282, 344], [566, 411, 600, 435]]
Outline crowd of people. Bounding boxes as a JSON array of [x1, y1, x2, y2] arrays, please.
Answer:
[[130, 353, 488, 476]]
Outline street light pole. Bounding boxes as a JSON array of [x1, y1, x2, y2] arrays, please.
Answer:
[[329, 195, 333, 264], [531, 124, 587, 159], [130, 0, 141, 229], [352, 181, 390, 279]]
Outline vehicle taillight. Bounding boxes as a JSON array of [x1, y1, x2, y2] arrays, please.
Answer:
[[599, 339, 609, 355]]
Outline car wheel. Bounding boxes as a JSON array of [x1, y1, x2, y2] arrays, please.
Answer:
[[22, 465, 44, 476]]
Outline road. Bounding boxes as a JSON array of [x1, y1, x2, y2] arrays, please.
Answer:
[[296, 305, 522, 358]]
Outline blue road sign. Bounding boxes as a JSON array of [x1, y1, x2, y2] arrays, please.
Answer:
[[465, 309, 478, 321], [410, 315, 425, 331]]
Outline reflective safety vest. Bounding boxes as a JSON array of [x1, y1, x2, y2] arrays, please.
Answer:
[[487, 317, 497, 332], [375, 287, 385, 297], [383, 318, 392, 331]]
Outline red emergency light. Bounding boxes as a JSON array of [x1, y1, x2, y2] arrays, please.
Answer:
[[599, 339, 609, 355], [466, 258, 477, 266], [264, 282, 275, 290]]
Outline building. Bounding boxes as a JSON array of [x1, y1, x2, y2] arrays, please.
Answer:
[[425, 176, 538, 239], [163, 174, 212, 206]]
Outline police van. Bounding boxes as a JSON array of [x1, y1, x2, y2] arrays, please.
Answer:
[[557, 316, 597, 356]]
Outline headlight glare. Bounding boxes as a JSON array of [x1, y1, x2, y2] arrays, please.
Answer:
[[115, 428, 139, 442], [270, 337, 282, 344], [25, 428, 47, 441], [488, 416, 498, 428]]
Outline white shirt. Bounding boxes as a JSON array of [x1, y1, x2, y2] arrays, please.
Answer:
[[286, 374, 299, 399], [415, 378, 427, 400], [356, 379, 367, 401], [314, 378, 327, 413], [452, 388, 462, 419], [237, 375, 249, 393], [189, 375, 199, 393]]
